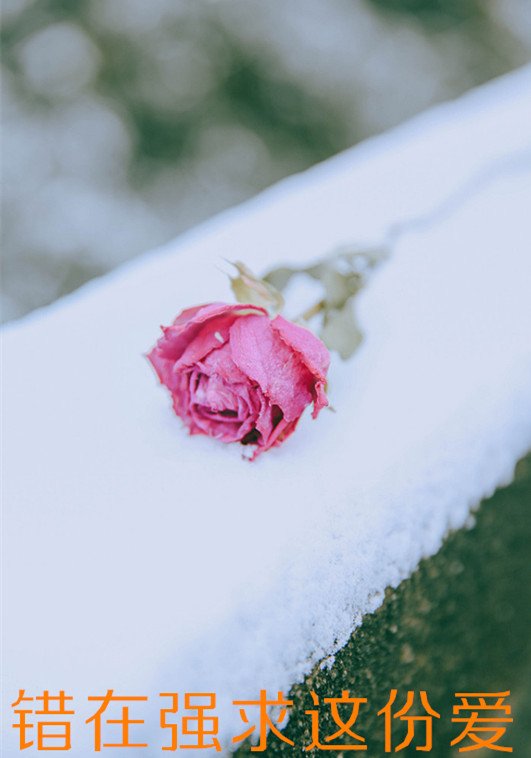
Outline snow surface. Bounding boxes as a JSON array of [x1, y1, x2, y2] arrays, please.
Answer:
[[3, 67, 531, 755]]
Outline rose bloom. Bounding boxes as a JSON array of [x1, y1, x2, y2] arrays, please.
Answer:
[[148, 303, 330, 458]]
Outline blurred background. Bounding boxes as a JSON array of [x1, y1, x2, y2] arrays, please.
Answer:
[[2, 0, 531, 322]]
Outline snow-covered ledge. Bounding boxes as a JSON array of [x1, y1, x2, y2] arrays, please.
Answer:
[[3, 67, 531, 755]]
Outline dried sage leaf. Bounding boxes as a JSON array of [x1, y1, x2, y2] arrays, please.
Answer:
[[320, 301, 363, 360], [229, 261, 285, 315]]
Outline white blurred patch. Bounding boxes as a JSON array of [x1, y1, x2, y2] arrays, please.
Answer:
[[17, 22, 101, 98]]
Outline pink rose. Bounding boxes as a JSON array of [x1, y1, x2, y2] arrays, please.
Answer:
[[147, 303, 330, 458]]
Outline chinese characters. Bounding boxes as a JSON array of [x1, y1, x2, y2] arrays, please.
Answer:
[[11, 689, 513, 752]]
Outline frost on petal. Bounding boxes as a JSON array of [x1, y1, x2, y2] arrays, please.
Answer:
[[271, 315, 330, 382], [229, 315, 313, 422], [271, 315, 329, 417]]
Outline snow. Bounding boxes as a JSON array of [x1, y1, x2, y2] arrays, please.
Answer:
[[3, 66, 531, 755]]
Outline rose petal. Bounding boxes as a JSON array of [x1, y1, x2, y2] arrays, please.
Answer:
[[148, 347, 180, 392], [252, 415, 299, 459], [173, 317, 232, 370], [310, 381, 328, 418], [197, 342, 250, 385], [186, 368, 260, 443], [160, 303, 267, 361], [147, 303, 267, 387], [271, 315, 329, 417], [191, 373, 238, 412], [229, 315, 313, 422], [271, 315, 330, 383]]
